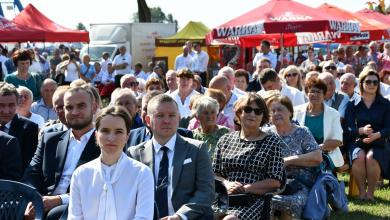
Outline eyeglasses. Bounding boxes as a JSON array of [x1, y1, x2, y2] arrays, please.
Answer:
[[129, 82, 139, 87], [324, 66, 337, 70], [286, 72, 298, 77], [364, 79, 379, 86], [243, 106, 263, 115]]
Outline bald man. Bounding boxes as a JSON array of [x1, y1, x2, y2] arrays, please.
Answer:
[[319, 72, 349, 118], [218, 66, 246, 97], [340, 73, 359, 102], [209, 75, 236, 126]]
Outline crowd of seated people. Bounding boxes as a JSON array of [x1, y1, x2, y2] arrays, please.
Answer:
[[1, 39, 390, 220]]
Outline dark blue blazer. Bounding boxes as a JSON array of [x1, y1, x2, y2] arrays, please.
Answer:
[[22, 129, 100, 195], [8, 114, 39, 170], [0, 131, 22, 181], [126, 126, 194, 149]]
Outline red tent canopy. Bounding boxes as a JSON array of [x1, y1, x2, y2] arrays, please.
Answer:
[[0, 15, 44, 42], [13, 4, 89, 42], [355, 8, 390, 31], [317, 3, 390, 44], [210, 0, 360, 40]]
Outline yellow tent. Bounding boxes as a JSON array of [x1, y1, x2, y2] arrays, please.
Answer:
[[155, 21, 211, 69]]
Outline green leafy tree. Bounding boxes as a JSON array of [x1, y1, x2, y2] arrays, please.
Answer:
[[133, 6, 177, 26], [76, 22, 86, 30]]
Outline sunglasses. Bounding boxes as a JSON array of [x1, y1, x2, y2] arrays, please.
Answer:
[[243, 106, 263, 115], [324, 66, 337, 70], [364, 79, 379, 86], [129, 82, 139, 87], [286, 72, 298, 77]]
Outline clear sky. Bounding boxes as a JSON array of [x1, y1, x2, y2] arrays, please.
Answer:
[[2, 0, 387, 31]]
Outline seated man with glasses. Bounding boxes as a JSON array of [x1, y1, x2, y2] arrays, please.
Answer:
[[121, 74, 142, 97]]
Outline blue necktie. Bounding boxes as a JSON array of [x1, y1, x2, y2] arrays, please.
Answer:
[[156, 146, 169, 218]]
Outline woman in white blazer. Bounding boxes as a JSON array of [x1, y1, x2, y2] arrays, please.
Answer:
[[68, 106, 154, 220], [293, 77, 344, 168]]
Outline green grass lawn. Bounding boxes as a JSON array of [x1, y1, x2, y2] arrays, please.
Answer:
[[330, 174, 390, 220]]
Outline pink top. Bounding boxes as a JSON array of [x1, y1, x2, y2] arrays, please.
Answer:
[[188, 113, 234, 131]]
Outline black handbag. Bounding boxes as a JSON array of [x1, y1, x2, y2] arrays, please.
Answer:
[[228, 193, 257, 207], [280, 179, 303, 195]]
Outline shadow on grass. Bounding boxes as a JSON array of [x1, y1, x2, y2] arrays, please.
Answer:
[[331, 210, 390, 220]]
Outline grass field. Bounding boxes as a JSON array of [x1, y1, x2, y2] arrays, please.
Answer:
[[330, 174, 390, 220]]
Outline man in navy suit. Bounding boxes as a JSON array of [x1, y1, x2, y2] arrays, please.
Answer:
[[0, 82, 38, 171], [126, 90, 193, 148], [0, 130, 22, 180], [23, 86, 100, 220]]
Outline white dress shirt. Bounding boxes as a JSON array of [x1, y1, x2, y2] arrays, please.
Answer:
[[69, 153, 154, 220], [252, 51, 277, 69], [113, 53, 132, 76], [170, 89, 199, 118], [100, 70, 115, 84], [191, 51, 209, 72], [257, 84, 305, 107], [52, 128, 95, 204], [100, 58, 112, 72], [152, 134, 176, 217], [174, 54, 192, 71]]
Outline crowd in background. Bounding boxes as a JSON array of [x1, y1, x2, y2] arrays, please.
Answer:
[[0, 39, 389, 220]]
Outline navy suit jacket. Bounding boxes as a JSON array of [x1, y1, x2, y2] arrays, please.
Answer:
[[22, 129, 100, 195], [126, 126, 194, 149], [8, 115, 39, 170], [0, 131, 23, 180]]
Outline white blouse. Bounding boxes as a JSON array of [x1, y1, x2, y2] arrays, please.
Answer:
[[68, 153, 155, 220]]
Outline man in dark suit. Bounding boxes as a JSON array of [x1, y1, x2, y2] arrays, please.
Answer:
[[126, 90, 193, 148], [23, 86, 100, 220], [128, 94, 214, 220], [0, 82, 39, 171], [0, 130, 23, 180]]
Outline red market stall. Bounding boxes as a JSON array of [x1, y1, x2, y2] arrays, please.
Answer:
[[209, 0, 360, 45], [317, 3, 390, 44], [12, 4, 89, 42], [0, 15, 45, 42]]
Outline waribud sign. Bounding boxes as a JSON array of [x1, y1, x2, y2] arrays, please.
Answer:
[[296, 31, 342, 45], [215, 23, 264, 38]]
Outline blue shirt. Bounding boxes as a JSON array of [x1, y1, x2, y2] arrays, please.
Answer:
[[80, 64, 96, 81]]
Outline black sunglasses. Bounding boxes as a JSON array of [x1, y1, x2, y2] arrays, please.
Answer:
[[286, 72, 298, 77], [129, 82, 139, 87], [324, 65, 337, 70], [364, 79, 379, 86], [243, 106, 263, 115]]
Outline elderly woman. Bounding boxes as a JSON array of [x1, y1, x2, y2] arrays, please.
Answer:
[[283, 65, 303, 91], [16, 86, 45, 129], [213, 93, 284, 220], [69, 106, 154, 219], [378, 42, 390, 71], [294, 78, 344, 169], [5, 49, 42, 100], [79, 54, 96, 83], [345, 68, 390, 201], [191, 96, 230, 158], [266, 95, 322, 220], [187, 88, 234, 131]]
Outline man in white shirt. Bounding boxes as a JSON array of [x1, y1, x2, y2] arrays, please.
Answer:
[[257, 68, 305, 107], [100, 52, 112, 73], [23, 86, 100, 220], [340, 73, 360, 102], [133, 62, 149, 81], [191, 43, 209, 86], [169, 69, 199, 118], [112, 46, 132, 76], [127, 94, 214, 220], [174, 46, 192, 71], [252, 40, 277, 69]]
